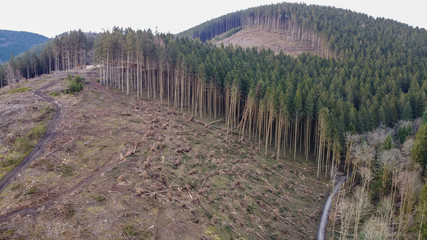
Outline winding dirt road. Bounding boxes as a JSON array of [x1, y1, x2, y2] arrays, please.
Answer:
[[0, 80, 62, 194]]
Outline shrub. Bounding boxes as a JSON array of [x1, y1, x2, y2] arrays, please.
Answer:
[[49, 91, 60, 96], [412, 124, 427, 173], [67, 74, 84, 94], [69, 80, 83, 93]]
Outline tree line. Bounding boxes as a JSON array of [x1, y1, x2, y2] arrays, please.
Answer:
[[1, 3, 426, 179], [94, 27, 425, 176], [330, 109, 427, 239], [1, 2, 426, 238], [0, 30, 94, 85]]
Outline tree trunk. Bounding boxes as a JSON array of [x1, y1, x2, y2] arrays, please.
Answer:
[[294, 114, 298, 161]]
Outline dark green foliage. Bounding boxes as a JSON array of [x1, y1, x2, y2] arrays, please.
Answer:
[[0, 64, 6, 88], [3, 3, 426, 171], [396, 124, 412, 143], [419, 182, 427, 239], [422, 107, 427, 123], [0, 30, 48, 63], [69, 81, 82, 93], [89, 3, 426, 172], [369, 176, 383, 203], [382, 135, 394, 151], [213, 27, 243, 41], [67, 74, 84, 94], [412, 124, 427, 173], [3, 30, 94, 81]]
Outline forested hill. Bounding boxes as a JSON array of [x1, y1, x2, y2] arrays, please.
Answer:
[[0, 30, 49, 63], [5, 3, 427, 170], [1, 2, 427, 238], [180, 3, 427, 59]]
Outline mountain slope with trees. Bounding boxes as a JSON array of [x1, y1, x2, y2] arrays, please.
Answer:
[[0, 30, 49, 63], [0, 70, 329, 239], [0, 30, 94, 88], [0, 2, 426, 239], [3, 2, 426, 183]]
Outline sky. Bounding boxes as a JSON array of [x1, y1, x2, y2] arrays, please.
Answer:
[[2, 0, 426, 38]]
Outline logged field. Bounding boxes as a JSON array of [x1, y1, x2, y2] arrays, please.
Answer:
[[0, 69, 330, 239]]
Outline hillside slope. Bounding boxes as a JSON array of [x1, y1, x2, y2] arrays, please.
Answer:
[[180, 2, 427, 59], [0, 69, 330, 239], [0, 30, 49, 63], [212, 26, 330, 56]]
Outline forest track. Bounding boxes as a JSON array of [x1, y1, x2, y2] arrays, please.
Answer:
[[0, 152, 117, 223], [317, 175, 347, 240], [0, 79, 63, 194]]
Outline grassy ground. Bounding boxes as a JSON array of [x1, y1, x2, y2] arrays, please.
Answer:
[[0, 82, 54, 180]]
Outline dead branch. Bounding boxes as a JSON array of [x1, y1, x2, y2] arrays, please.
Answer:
[[41, 137, 78, 158]]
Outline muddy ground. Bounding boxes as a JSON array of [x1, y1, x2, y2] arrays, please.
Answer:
[[0, 70, 330, 239]]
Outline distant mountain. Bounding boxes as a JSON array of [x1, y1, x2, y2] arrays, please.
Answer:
[[0, 30, 49, 63]]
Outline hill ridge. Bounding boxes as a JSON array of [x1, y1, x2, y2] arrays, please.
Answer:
[[0, 29, 49, 63]]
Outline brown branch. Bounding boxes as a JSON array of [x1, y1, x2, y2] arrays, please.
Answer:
[[41, 137, 78, 158]]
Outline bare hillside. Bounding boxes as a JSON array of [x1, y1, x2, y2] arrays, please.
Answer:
[[0, 70, 330, 239], [212, 26, 332, 57]]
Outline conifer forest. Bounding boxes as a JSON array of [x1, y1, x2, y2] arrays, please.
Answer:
[[1, 2, 427, 239]]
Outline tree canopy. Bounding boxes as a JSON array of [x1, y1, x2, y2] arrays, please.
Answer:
[[1, 3, 426, 177]]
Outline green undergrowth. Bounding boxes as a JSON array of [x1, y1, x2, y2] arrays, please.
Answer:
[[49, 91, 60, 96], [0, 121, 48, 179], [7, 86, 31, 94], [63, 74, 84, 94]]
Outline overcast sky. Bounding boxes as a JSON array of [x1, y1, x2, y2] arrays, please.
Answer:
[[2, 0, 426, 38]]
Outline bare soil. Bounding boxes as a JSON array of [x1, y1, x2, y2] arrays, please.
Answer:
[[213, 26, 331, 57], [0, 69, 331, 239]]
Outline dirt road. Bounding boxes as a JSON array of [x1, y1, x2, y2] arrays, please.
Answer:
[[317, 176, 347, 240], [0, 80, 62, 193]]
